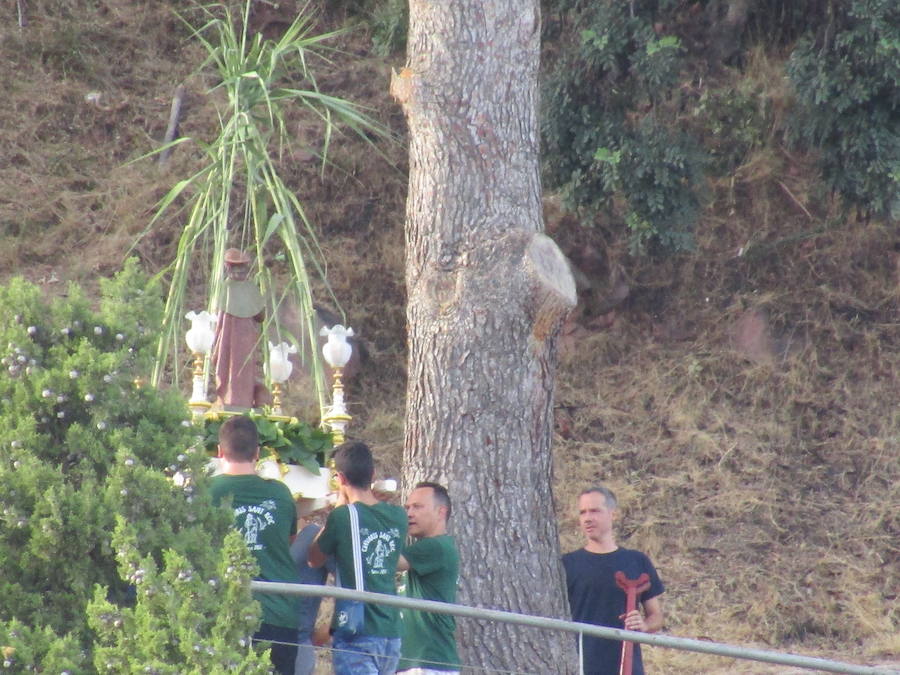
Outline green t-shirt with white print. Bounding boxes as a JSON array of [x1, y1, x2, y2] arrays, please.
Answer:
[[317, 501, 407, 637]]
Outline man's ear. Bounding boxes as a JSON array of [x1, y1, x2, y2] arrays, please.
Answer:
[[217, 444, 224, 459]]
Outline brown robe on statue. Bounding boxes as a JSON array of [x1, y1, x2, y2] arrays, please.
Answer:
[[212, 278, 270, 409]]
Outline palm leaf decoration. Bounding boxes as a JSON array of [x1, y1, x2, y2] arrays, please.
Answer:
[[146, 0, 386, 417]]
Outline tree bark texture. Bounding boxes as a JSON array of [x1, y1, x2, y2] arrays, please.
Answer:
[[395, 1, 577, 671]]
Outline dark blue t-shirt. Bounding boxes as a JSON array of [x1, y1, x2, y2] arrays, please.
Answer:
[[289, 524, 335, 640], [562, 547, 664, 675]]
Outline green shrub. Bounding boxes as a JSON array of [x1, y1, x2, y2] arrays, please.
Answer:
[[202, 412, 333, 472], [690, 84, 773, 173], [541, 0, 705, 253], [0, 262, 269, 672], [369, 0, 408, 57], [786, 0, 900, 220]]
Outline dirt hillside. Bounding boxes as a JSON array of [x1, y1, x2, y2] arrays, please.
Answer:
[[1, 1, 896, 672]]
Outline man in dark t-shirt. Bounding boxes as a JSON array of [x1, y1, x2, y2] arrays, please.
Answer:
[[209, 415, 300, 675], [562, 486, 664, 675], [290, 520, 335, 675]]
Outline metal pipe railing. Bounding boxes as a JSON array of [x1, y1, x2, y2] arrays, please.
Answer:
[[250, 581, 895, 675]]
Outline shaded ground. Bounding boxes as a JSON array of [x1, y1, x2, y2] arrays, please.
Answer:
[[1, 1, 897, 672]]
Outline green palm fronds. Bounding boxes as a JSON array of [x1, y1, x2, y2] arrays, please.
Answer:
[[147, 1, 387, 417]]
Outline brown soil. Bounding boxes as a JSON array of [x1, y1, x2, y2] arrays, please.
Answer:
[[1, 1, 896, 672]]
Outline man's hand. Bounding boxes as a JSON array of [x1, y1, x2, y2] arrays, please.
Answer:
[[620, 597, 663, 633], [312, 622, 331, 647], [621, 609, 646, 632]]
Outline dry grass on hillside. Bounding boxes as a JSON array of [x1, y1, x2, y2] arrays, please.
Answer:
[[551, 146, 899, 669], [1, 1, 897, 673], [0, 1, 205, 274]]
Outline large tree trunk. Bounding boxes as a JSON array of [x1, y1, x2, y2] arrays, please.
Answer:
[[393, 0, 578, 671]]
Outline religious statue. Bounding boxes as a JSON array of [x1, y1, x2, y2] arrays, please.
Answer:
[[211, 248, 271, 410]]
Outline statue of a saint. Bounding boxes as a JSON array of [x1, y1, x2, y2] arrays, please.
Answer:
[[211, 248, 271, 409]]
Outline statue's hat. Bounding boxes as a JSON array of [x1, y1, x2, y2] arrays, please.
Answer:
[[224, 248, 252, 265]]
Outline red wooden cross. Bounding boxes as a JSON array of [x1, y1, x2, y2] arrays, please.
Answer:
[[614, 571, 651, 675]]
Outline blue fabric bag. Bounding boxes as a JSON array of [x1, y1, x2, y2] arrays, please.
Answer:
[[334, 503, 365, 638]]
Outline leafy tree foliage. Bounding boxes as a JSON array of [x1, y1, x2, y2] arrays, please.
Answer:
[[202, 413, 332, 473], [0, 262, 269, 673], [368, 0, 408, 57], [689, 83, 773, 174], [541, 0, 706, 253], [363, 0, 896, 251], [787, 0, 900, 219]]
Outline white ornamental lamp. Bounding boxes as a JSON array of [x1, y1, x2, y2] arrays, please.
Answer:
[[320, 324, 354, 444], [184, 311, 217, 416], [267, 341, 296, 414]]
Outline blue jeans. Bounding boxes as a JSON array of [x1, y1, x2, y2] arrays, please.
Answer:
[[294, 629, 316, 675], [332, 634, 401, 675]]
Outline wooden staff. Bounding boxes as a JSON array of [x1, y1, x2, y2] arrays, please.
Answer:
[[615, 571, 650, 675]]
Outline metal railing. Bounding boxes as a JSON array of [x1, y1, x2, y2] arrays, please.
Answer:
[[250, 581, 897, 675]]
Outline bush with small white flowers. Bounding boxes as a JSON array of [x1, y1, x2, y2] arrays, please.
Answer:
[[0, 261, 270, 673]]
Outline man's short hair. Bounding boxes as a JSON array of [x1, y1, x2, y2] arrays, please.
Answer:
[[415, 481, 452, 520], [334, 441, 374, 488], [580, 485, 618, 510], [219, 415, 259, 462]]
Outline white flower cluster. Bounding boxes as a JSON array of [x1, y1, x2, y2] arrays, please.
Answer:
[[2, 343, 37, 377]]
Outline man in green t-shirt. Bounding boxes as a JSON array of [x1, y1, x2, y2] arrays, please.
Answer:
[[208, 415, 300, 675], [309, 441, 407, 675], [397, 482, 460, 675]]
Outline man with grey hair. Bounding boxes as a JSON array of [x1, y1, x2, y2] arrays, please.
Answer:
[[562, 486, 664, 675]]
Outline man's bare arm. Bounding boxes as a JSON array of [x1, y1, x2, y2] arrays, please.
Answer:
[[641, 596, 664, 633]]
